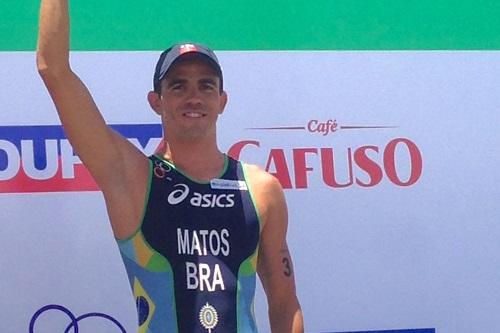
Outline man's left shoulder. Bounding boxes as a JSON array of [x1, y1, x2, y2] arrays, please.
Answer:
[[240, 163, 288, 232], [241, 162, 284, 197]]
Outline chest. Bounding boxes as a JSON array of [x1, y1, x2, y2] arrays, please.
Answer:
[[142, 160, 260, 268]]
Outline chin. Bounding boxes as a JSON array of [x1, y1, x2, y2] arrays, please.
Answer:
[[178, 128, 210, 142]]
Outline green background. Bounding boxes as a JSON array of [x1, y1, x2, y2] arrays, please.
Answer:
[[2, 0, 500, 50]]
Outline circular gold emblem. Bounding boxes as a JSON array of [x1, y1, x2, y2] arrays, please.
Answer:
[[199, 302, 218, 332]]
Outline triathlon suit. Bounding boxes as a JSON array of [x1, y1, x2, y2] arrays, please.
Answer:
[[117, 154, 261, 333]]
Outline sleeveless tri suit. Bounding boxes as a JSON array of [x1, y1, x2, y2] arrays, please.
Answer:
[[117, 155, 261, 332]]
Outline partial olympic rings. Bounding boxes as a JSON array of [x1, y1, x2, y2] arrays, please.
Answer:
[[29, 304, 127, 333]]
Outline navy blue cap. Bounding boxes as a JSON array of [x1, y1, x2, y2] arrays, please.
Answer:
[[153, 43, 223, 93]]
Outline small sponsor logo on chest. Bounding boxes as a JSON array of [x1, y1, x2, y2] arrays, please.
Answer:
[[210, 178, 248, 191]]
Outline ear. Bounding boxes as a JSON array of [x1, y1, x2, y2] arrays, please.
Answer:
[[218, 91, 228, 115], [147, 91, 162, 116]]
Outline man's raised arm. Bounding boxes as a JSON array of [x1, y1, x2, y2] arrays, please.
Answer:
[[36, 0, 149, 238]]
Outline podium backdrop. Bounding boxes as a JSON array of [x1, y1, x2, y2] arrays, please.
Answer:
[[1, 1, 499, 332]]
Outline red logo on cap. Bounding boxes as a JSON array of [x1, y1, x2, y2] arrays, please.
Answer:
[[179, 44, 198, 54]]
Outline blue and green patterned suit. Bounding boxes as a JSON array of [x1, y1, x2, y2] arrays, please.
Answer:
[[117, 155, 261, 332]]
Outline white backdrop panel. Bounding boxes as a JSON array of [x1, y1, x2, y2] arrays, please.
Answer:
[[1, 51, 499, 333]]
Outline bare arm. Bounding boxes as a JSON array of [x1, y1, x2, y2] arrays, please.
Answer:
[[37, 0, 149, 238], [247, 165, 304, 332]]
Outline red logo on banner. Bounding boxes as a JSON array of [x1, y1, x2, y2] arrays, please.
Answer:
[[246, 119, 398, 136], [228, 138, 423, 190]]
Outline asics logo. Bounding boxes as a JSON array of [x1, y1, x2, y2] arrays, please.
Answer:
[[167, 184, 190, 205], [167, 184, 235, 208]]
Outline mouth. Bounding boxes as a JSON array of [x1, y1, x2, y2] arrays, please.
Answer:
[[183, 111, 206, 118]]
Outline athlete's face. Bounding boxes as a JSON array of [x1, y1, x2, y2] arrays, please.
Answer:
[[148, 58, 227, 142]]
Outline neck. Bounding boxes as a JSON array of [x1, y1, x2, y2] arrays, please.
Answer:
[[158, 139, 225, 181]]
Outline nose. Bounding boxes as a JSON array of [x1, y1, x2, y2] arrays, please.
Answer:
[[185, 86, 203, 109]]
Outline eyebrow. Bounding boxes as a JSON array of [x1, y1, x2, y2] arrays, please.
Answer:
[[199, 78, 217, 86], [166, 77, 218, 88], [165, 78, 187, 88]]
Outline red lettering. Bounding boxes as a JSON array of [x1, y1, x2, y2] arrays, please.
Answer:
[[320, 148, 354, 188], [293, 148, 317, 189], [354, 146, 383, 187], [265, 149, 293, 189], [227, 140, 259, 160], [227, 138, 422, 190], [307, 120, 318, 133], [384, 138, 423, 186], [307, 119, 338, 136]]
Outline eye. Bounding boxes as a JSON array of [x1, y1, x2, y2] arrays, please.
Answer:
[[201, 83, 216, 91], [167, 80, 185, 91]]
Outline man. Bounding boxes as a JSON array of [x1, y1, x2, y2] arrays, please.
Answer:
[[37, 0, 304, 331]]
